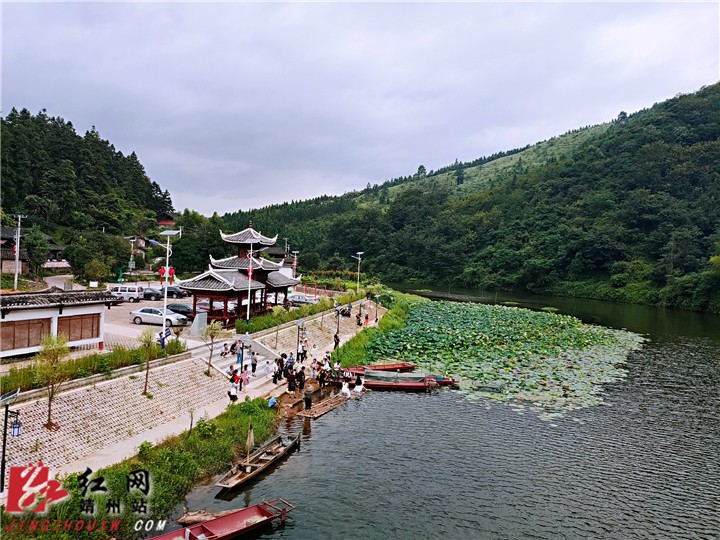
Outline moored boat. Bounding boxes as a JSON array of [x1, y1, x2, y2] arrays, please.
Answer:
[[215, 435, 300, 490], [346, 361, 415, 374], [362, 374, 458, 391], [150, 499, 295, 540]]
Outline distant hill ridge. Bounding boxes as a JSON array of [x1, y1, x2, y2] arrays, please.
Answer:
[[224, 83, 720, 313]]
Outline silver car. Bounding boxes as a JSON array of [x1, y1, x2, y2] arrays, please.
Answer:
[[288, 293, 319, 306], [129, 307, 188, 327]]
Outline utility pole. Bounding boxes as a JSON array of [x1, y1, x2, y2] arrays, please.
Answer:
[[13, 215, 25, 290], [284, 238, 289, 254]]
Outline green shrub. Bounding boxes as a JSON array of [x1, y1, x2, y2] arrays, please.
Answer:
[[0, 340, 186, 392]]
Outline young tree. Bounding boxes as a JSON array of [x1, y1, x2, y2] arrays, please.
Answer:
[[201, 321, 233, 376], [34, 334, 71, 430], [24, 226, 50, 276], [138, 328, 156, 396], [272, 305, 286, 348]]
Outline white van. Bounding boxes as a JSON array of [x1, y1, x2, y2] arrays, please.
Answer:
[[109, 285, 144, 303]]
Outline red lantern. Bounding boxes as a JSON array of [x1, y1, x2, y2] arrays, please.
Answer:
[[247, 267, 253, 280], [168, 267, 175, 285], [159, 266, 166, 284]]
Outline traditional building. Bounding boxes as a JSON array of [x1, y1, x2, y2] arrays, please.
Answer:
[[0, 288, 119, 358], [179, 224, 299, 327]]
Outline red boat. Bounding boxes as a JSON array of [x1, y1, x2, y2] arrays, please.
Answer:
[[346, 361, 416, 374], [363, 375, 458, 391], [149, 499, 295, 540]]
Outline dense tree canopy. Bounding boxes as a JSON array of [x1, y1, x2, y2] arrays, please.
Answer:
[[5, 85, 718, 313], [1, 108, 173, 236], [1, 108, 175, 280], [224, 84, 720, 313]]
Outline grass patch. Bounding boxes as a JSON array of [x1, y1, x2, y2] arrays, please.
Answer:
[[0, 398, 277, 540], [1, 340, 187, 393]]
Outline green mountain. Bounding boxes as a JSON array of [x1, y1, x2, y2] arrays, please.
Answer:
[[1, 108, 176, 280], [224, 84, 720, 313], [1, 108, 174, 235]]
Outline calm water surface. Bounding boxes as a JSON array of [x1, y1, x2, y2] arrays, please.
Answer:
[[160, 290, 720, 540]]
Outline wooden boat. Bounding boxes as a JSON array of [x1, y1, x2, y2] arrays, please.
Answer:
[[150, 499, 295, 540], [362, 374, 458, 391], [346, 361, 415, 374], [178, 508, 237, 525], [215, 435, 300, 489], [296, 392, 360, 420], [363, 369, 428, 382]]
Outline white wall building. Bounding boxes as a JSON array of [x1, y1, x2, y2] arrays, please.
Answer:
[[0, 288, 118, 358]]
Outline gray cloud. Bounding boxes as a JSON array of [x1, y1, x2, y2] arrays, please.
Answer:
[[3, 2, 718, 215]]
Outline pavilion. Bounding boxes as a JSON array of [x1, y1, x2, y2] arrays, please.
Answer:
[[179, 223, 299, 328]]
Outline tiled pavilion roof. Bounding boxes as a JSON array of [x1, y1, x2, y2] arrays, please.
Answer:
[[219, 227, 277, 246], [209, 255, 283, 272], [266, 271, 300, 289], [179, 269, 265, 293]]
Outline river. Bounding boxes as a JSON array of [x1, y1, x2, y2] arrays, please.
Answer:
[[163, 288, 720, 539]]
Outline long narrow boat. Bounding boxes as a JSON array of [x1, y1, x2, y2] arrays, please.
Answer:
[[363, 375, 458, 391], [151, 499, 295, 540], [346, 361, 415, 374], [215, 435, 300, 489]]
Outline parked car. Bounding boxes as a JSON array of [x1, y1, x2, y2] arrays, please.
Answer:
[[162, 286, 190, 299], [288, 293, 319, 306], [143, 288, 163, 301], [167, 303, 195, 319], [196, 301, 237, 315], [108, 285, 144, 303], [129, 307, 188, 326]]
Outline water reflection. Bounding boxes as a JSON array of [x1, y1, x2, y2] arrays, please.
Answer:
[[389, 283, 720, 341]]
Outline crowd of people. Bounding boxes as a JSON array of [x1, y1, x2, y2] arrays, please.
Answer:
[[224, 303, 374, 406]]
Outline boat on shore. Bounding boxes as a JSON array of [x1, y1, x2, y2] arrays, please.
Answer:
[[151, 499, 295, 540], [215, 435, 300, 490]]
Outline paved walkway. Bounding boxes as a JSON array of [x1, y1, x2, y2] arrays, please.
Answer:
[[1, 302, 386, 498]]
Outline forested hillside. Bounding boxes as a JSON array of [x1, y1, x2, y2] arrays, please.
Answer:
[[1, 108, 173, 235], [224, 84, 720, 313]]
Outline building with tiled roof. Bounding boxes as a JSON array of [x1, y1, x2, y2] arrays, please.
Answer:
[[1, 287, 120, 358], [180, 222, 299, 327]]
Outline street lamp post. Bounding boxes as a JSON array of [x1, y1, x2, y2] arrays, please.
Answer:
[[351, 251, 364, 294], [295, 319, 305, 362], [336, 307, 341, 334], [246, 242, 254, 328], [291, 251, 299, 279], [149, 229, 182, 349], [1, 388, 22, 494], [239, 333, 250, 370]]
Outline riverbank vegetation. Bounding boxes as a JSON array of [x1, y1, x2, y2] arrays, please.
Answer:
[[0, 398, 276, 540], [236, 290, 367, 334]]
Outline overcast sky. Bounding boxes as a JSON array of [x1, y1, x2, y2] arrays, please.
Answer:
[[3, 2, 718, 216]]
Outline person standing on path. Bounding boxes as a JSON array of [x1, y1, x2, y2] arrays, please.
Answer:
[[287, 369, 297, 395], [334, 333, 340, 349], [311, 343, 318, 362], [241, 365, 250, 392], [298, 366, 306, 393], [251, 352, 258, 375]]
